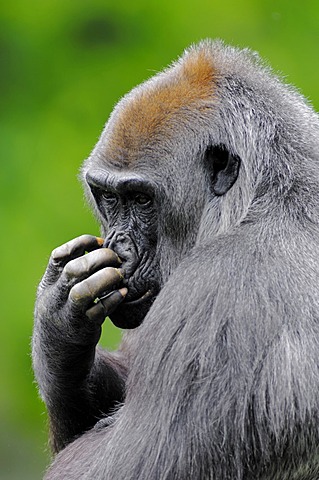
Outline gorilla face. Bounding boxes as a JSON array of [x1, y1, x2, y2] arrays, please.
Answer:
[[86, 169, 161, 328], [83, 47, 243, 329], [85, 144, 241, 330]]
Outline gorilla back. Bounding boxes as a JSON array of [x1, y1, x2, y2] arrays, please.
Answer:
[[36, 40, 319, 479]]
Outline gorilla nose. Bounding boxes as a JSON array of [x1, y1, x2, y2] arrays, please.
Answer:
[[104, 231, 139, 278]]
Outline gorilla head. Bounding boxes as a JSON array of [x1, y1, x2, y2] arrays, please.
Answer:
[[82, 44, 243, 328]]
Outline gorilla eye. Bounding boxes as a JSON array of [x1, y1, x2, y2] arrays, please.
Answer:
[[133, 193, 152, 206]]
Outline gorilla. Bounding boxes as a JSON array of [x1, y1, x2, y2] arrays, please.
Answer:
[[32, 40, 319, 479]]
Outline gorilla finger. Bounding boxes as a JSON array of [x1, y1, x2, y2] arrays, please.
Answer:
[[52, 235, 105, 266], [69, 267, 124, 310], [63, 248, 122, 283], [86, 288, 128, 324], [41, 235, 105, 288]]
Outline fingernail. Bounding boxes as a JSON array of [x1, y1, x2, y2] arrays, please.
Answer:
[[119, 287, 128, 297], [115, 268, 125, 280], [116, 254, 123, 264], [96, 237, 104, 246]]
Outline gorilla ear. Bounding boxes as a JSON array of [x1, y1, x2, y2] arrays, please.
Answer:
[[206, 145, 241, 196]]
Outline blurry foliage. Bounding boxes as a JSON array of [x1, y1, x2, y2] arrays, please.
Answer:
[[1, 0, 319, 478]]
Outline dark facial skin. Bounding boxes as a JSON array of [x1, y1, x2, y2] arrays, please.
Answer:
[[86, 169, 161, 328]]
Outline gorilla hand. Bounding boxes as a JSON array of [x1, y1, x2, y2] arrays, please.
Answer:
[[36, 234, 127, 344], [33, 234, 127, 388]]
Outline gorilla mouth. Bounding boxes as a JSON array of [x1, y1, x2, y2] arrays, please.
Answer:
[[110, 284, 158, 329], [108, 243, 160, 327], [121, 256, 158, 306]]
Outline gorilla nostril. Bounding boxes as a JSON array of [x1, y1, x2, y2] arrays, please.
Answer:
[[104, 232, 138, 273], [116, 235, 128, 245], [105, 232, 126, 249]]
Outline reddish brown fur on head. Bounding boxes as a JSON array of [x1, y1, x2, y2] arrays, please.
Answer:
[[105, 47, 216, 165]]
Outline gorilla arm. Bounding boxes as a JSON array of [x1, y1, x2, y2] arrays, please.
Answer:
[[32, 234, 129, 453]]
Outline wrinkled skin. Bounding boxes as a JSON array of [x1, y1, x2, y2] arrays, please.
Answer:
[[88, 169, 161, 328]]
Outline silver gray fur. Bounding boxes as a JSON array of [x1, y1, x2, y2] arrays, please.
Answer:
[[39, 39, 319, 479]]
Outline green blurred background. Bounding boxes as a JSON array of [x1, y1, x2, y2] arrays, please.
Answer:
[[1, 0, 319, 478]]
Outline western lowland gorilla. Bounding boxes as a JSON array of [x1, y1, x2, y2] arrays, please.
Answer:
[[32, 40, 319, 479]]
